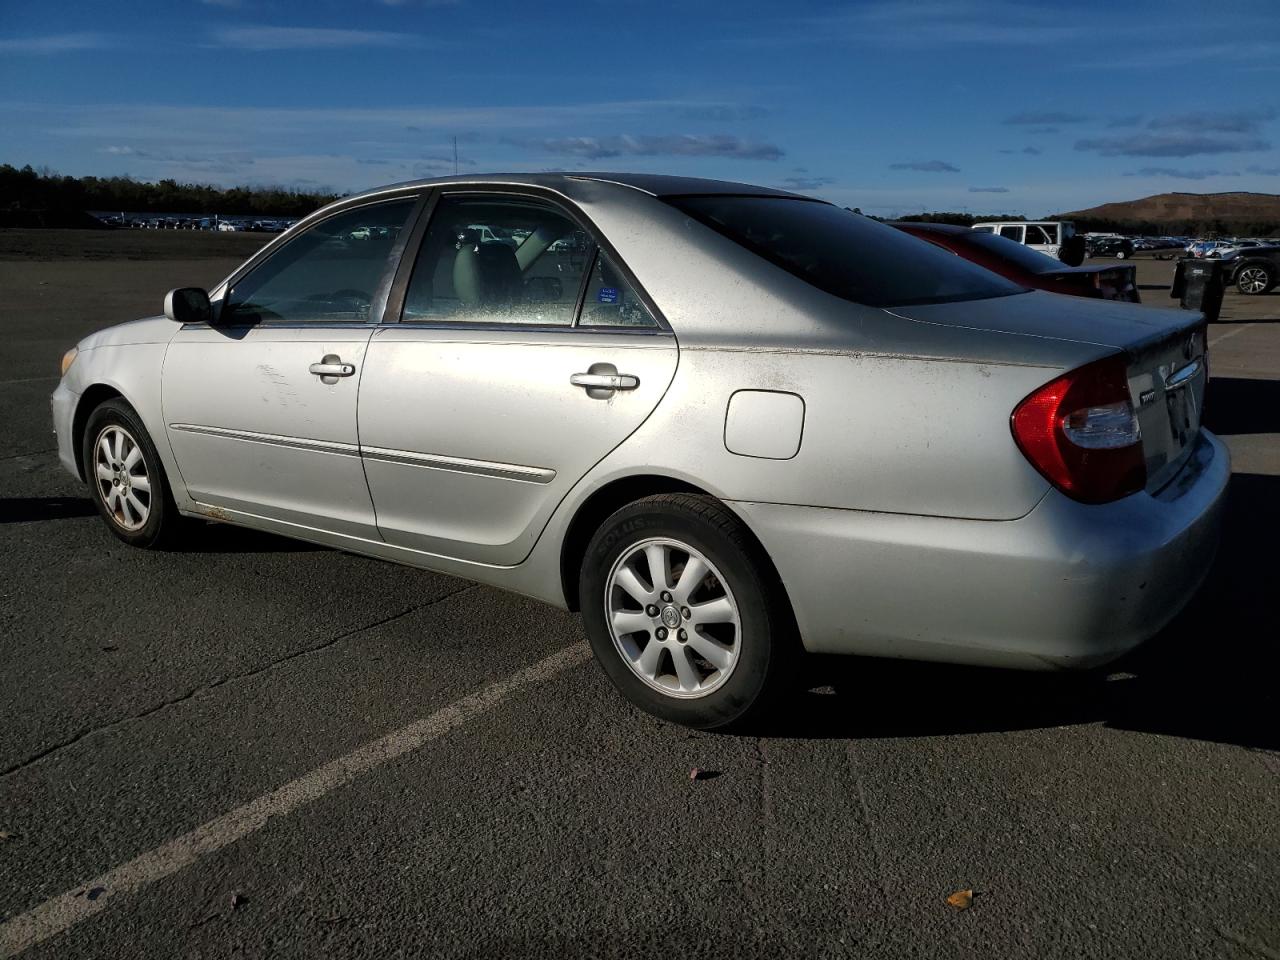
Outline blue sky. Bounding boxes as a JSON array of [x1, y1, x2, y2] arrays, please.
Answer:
[[2, 0, 1278, 216]]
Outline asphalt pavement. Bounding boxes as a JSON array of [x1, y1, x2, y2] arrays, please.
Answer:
[[1, 238, 1277, 959]]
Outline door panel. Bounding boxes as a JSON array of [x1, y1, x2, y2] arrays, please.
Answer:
[[163, 326, 378, 537], [358, 327, 677, 564]]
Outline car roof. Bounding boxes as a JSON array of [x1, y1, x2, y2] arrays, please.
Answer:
[[344, 171, 808, 203]]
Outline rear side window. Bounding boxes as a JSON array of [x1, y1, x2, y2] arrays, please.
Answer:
[[666, 196, 1023, 308], [579, 251, 659, 328], [999, 225, 1024, 242]]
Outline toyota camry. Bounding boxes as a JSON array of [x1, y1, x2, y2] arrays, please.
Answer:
[[51, 173, 1228, 728]]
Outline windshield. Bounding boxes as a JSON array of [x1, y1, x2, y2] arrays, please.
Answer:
[[667, 196, 1025, 307], [960, 230, 1068, 274]]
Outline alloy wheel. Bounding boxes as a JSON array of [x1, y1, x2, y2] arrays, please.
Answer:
[[1238, 267, 1269, 294], [604, 538, 742, 698], [93, 425, 152, 531]]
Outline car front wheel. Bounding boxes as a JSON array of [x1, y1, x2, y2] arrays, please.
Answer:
[[1236, 264, 1274, 295], [579, 493, 793, 729], [82, 398, 179, 548]]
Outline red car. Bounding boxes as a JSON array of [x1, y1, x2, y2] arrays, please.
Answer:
[[891, 221, 1140, 303]]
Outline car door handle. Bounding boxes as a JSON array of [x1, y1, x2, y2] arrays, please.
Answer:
[[309, 354, 355, 385], [309, 356, 355, 379], [570, 372, 639, 391]]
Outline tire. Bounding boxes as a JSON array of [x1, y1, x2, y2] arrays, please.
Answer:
[[579, 494, 795, 729], [81, 398, 180, 548], [1115, 249, 1128, 259], [1236, 263, 1274, 295]]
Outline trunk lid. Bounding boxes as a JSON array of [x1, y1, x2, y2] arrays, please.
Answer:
[[889, 290, 1208, 493]]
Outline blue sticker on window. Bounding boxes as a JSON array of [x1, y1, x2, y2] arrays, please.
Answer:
[[597, 286, 619, 304]]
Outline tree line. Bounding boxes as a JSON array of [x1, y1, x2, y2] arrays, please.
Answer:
[[0, 164, 342, 224]]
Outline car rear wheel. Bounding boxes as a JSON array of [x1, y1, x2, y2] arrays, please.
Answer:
[[579, 494, 793, 729], [1236, 264, 1274, 295], [82, 398, 179, 548]]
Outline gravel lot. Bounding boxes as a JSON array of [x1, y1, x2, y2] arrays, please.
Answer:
[[1, 230, 1277, 959]]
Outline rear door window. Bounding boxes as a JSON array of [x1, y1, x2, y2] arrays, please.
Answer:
[[401, 195, 592, 326], [667, 196, 1024, 307], [999, 225, 1025, 243], [1025, 225, 1052, 245]]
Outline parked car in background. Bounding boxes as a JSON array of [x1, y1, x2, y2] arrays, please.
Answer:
[[1223, 245, 1280, 295], [1186, 240, 1228, 258], [971, 220, 1075, 259], [51, 173, 1226, 728], [891, 222, 1140, 302], [1211, 239, 1264, 259], [1087, 236, 1135, 259]]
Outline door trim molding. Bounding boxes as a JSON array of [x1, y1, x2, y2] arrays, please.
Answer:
[[361, 445, 556, 484], [168, 423, 362, 458], [168, 423, 555, 484]]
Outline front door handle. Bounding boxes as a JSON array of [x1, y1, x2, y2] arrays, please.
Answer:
[[571, 363, 639, 399], [309, 354, 355, 384]]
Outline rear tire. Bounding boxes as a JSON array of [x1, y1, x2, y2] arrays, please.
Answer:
[[81, 398, 180, 549], [579, 494, 794, 729]]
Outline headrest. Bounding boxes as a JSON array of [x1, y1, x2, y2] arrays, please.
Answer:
[[453, 241, 521, 306]]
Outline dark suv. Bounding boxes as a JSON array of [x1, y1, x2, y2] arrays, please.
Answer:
[[1226, 246, 1279, 295], [1086, 236, 1134, 259]]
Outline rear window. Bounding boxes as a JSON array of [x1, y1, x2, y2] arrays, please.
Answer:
[[961, 230, 1066, 274], [666, 196, 1024, 307]]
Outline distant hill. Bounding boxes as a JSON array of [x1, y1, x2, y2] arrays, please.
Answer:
[[1055, 192, 1280, 237]]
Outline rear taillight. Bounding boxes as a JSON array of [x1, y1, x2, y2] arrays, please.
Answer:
[[1011, 354, 1146, 504]]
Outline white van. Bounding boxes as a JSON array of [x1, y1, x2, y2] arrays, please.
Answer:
[[971, 220, 1075, 259]]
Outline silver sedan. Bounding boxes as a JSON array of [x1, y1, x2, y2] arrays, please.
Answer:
[[51, 174, 1228, 728]]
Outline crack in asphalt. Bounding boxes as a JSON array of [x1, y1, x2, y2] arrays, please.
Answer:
[[0, 448, 56, 463], [848, 741, 891, 902], [0, 584, 477, 780]]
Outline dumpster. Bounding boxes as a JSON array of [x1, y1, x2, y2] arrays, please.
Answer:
[[1170, 258, 1227, 323]]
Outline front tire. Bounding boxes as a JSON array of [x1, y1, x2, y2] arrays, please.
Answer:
[[579, 494, 794, 729], [81, 398, 179, 548]]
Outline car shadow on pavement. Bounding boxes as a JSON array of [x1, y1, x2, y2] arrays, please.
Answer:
[[0, 496, 98, 523], [1204, 377, 1280, 434], [770, 471, 1279, 753], [175, 519, 324, 554]]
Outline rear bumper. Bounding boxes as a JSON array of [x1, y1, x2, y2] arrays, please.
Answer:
[[732, 429, 1230, 670]]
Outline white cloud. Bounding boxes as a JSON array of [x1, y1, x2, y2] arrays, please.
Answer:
[[209, 26, 424, 51], [0, 32, 113, 53]]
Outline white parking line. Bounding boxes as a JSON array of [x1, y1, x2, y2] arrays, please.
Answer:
[[1209, 325, 1253, 348], [0, 642, 590, 958]]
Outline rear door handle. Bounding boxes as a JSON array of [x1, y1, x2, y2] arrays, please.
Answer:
[[309, 354, 355, 384], [571, 363, 639, 399], [570, 373, 639, 390]]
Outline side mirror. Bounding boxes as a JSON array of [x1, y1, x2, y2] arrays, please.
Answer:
[[163, 287, 211, 325]]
